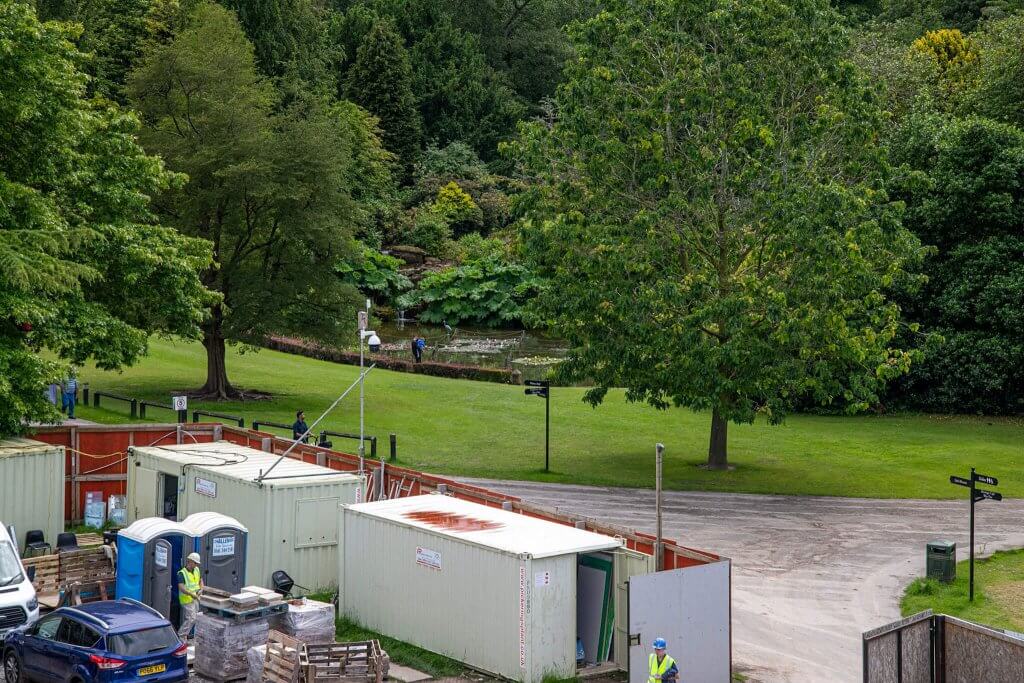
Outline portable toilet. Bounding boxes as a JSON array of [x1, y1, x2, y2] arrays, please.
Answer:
[[182, 512, 248, 593], [116, 518, 193, 621]]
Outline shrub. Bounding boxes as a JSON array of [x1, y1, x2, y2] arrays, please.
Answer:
[[336, 246, 412, 303]]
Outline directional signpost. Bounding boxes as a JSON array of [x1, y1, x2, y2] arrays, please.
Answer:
[[524, 380, 550, 472], [950, 467, 1002, 600]]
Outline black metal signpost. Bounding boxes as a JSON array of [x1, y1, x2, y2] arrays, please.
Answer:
[[950, 467, 1002, 601], [524, 380, 550, 472]]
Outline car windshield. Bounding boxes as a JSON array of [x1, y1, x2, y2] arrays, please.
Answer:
[[107, 625, 179, 656], [0, 541, 24, 586]]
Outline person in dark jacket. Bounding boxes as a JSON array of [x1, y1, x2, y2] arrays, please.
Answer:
[[292, 410, 309, 442]]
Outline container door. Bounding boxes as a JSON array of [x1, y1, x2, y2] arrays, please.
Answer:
[[614, 548, 655, 668], [627, 562, 731, 683], [134, 467, 159, 520], [145, 538, 173, 620], [203, 529, 245, 592]]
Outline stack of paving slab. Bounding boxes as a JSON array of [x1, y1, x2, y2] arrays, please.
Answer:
[[193, 612, 270, 680], [269, 597, 337, 644], [242, 585, 284, 605]]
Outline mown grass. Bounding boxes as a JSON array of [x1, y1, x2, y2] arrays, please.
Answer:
[[63, 337, 1024, 499], [901, 548, 1024, 630]]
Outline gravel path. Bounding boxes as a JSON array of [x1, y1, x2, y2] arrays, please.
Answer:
[[463, 479, 1024, 683]]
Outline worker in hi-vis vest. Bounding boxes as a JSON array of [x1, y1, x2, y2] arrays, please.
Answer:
[[177, 552, 204, 639], [649, 638, 679, 683]]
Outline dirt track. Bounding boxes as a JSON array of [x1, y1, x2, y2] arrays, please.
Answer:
[[463, 479, 1024, 683]]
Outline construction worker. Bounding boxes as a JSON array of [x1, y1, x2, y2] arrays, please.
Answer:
[[649, 638, 678, 683], [177, 552, 203, 640]]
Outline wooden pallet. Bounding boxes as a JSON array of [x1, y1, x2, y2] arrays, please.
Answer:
[[264, 630, 302, 683], [22, 554, 60, 596], [300, 641, 388, 683], [74, 533, 104, 548], [59, 547, 115, 585], [200, 600, 288, 623]]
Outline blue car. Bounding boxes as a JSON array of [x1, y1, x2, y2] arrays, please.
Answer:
[[2, 598, 186, 683]]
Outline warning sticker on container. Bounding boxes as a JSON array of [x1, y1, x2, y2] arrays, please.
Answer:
[[154, 545, 168, 568], [212, 536, 235, 558], [534, 571, 550, 587], [195, 477, 217, 498], [415, 546, 441, 570], [519, 565, 526, 669]]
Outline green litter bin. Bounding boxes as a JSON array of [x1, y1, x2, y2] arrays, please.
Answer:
[[927, 540, 956, 583]]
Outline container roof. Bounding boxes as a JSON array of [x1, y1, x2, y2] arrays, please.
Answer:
[[182, 511, 248, 535], [346, 494, 622, 558], [0, 437, 60, 458], [131, 441, 362, 487], [120, 517, 192, 542]]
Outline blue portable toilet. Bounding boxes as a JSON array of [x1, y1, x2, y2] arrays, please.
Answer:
[[182, 512, 248, 593], [116, 517, 193, 621]]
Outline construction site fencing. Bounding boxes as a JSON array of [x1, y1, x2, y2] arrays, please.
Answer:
[[30, 423, 718, 570], [864, 611, 1024, 682]]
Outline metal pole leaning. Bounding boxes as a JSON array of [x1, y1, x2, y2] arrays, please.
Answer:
[[655, 442, 664, 571], [256, 364, 376, 483]]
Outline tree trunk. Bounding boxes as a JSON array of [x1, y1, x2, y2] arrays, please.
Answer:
[[707, 408, 729, 470], [197, 307, 235, 399]]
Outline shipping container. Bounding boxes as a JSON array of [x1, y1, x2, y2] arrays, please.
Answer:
[[340, 494, 636, 682], [0, 438, 65, 554], [127, 441, 364, 589]]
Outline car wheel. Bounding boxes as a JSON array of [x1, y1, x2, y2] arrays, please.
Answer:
[[3, 651, 22, 683]]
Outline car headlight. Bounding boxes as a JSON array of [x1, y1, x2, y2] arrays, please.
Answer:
[[26, 596, 38, 612]]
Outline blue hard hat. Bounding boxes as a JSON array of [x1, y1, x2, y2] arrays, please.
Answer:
[[652, 638, 667, 649]]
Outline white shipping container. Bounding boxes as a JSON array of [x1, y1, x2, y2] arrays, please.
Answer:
[[0, 438, 65, 553], [128, 441, 364, 589], [339, 494, 626, 682]]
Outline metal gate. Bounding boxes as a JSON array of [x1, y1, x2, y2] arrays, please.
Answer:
[[864, 612, 1024, 683]]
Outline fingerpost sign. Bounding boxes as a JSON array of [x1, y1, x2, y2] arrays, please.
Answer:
[[950, 467, 1002, 601]]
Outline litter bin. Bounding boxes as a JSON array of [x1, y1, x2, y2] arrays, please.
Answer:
[[927, 540, 956, 583]]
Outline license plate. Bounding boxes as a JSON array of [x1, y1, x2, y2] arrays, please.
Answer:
[[137, 664, 166, 676]]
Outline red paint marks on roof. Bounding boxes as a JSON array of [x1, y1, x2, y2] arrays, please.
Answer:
[[404, 510, 503, 532]]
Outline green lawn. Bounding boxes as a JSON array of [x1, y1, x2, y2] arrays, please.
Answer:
[[63, 337, 1024, 499], [901, 549, 1024, 630]]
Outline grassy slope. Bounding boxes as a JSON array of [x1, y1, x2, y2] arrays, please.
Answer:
[[901, 549, 1024, 630], [67, 337, 1024, 499]]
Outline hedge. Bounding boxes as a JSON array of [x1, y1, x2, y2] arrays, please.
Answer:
[[266, 337, 522, 385]]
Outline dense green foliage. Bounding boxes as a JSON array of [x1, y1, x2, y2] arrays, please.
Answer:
[[0, 1, 212, 434], [397, 256, 541, 326], [336, 247, 412, 303], [127, 2, 363, 396], [514, 0, 923, 467], [345, 19, 422, 179]]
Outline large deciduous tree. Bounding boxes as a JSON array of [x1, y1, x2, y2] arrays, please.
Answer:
[[0, 1, 213, 434], [128, 1, 362, 398], [514, 0, 922, 468]]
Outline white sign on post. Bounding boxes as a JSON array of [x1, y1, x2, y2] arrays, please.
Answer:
[[358, 311, 368, 331], [172, 395, 188, 411]]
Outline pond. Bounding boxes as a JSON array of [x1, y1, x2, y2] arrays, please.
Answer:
[[366, 320, 570, 381]]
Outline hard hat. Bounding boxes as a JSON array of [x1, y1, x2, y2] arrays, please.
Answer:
[[187, 552, 201, 564], [652, 637, 667, 650]]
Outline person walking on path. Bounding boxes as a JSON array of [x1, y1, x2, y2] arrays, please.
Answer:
[[411, 337, 420, 363], [61, 370, 78, 419], [292, 410, 309, 442], [177, 552, 203, 640], [648, 638, 679, 683]]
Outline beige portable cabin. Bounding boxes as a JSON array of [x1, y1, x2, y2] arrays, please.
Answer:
[[340, 494, 637, 683], [127, 441, 364, 589], [0, 438, 64, 553]]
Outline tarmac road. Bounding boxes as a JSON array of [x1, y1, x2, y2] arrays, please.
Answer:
[[463, 479, 1024, 683]]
